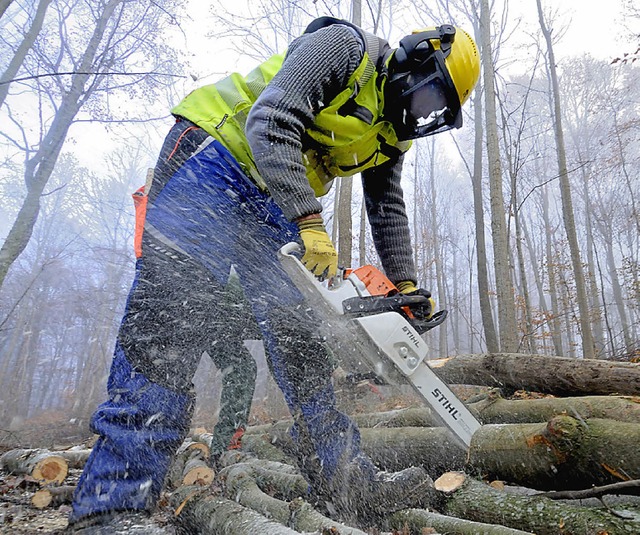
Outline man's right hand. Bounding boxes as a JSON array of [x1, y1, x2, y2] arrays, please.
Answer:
[[296, 215, 338, 280]]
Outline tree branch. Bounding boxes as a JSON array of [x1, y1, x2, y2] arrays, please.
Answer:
[[0, 70, 186, 86], [535, 480, 640, 500]]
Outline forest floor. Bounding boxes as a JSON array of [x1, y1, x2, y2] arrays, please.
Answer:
[[0, 466, 179, 534], [0, 470, 74, 534], [0, 427, 177, 534]]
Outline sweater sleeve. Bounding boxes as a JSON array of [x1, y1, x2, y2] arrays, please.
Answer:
[[361, 155, 417, 284], [245, 25, 363, 221]]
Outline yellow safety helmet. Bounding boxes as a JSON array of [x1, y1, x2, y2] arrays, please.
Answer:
[[385, 24, 481, 140]]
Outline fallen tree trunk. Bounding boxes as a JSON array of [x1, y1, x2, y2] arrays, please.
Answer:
[[429, 353, 640, 396], [245, 421, 467, 475], [171, 486, 312, 535], [468, 415, 640, 490], [49, 448, 92, 469], [390, 508, 534, 535], [238, 433, 296, 465], [350, 394, 640, 428], [360, 427, 467, 475], [433, 471, 640, 535], [469, 393, 640, 424], [0, 449, 68, 484]]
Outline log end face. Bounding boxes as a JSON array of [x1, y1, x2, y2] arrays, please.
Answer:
[[434, 471, 466, 493], [33, 455, 68, 484]]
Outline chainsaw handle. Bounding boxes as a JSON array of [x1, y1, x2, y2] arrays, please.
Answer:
[[280, 242, 346, 286], [280, 241, 303, 258], [342, 294, 429, 315]]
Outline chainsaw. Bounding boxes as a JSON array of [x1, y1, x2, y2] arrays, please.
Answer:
[[278, 242, 482, 449]]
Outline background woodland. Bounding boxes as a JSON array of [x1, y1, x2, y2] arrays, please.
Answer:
[[0, 0, 638, 447]]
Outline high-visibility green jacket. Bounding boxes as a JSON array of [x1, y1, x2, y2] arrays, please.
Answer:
[[171, 23, 411, 196]]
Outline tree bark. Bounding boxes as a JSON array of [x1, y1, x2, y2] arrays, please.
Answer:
[[428, 137, 448, 357], [469, 38, 498, 354], [171, 487, 303, 535], [469, 415, 640, 490], [434, 471, 640, 535], [536, 0, 595, 359], [350, 394, 640, 428], [245, 415, 640, 491], [469, 393, 640, 424], [245, 421, 466, 475], [390, 508, 534, 535], [541, 186, 565, 356], [428, 353, 640, 396], [464, 21, 500, 353], [479, 0, 518, 352], [221, 461, 370, 534]]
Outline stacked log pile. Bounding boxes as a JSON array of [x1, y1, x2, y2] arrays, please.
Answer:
[[233, 354, 640, 534], [1, 353, 639, 534]]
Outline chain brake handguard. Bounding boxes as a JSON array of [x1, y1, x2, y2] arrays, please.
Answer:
[[342, 294, 448, 334]]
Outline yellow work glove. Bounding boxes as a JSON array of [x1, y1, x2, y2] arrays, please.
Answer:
[[296, 215, 338, 280], [396, 280, 436, 320]]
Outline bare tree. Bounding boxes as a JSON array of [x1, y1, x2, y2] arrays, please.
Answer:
[[0, 0, 14, 20], [535, 0, 595, 359], [479, 0, 517, 352], [0, 0, 52, 108], [0, 0, 185, 290], [334, 0, 361, 268]]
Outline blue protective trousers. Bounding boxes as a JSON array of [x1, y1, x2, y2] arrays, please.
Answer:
[[71, 124, 366, 521]]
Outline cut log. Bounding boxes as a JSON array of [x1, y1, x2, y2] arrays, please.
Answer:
[[0, 449, 68, 484], [468, 416, 640, 490], [390, 508, 534, 535], [361, 426, 468, 475], [352, 407, 439, 428], [240, 432, 297, 465], [246, 421, 467, 475], [352, 394, 640, 429], [171, 486, 304, 535], [181, 457, 214, 486], [31, 485, 76, 509], [221, 462, 371, 534], [435, 471, 640, 535], [247, 395, 640, 437], [469, 393, 640, 424], [189, 432, 213, 450], [55, 448, 92, 469], [429, 353, 640, 396], [167, 441, 214, 488]]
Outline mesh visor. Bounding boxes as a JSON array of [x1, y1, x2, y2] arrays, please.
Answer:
[[386, 52, 461, 140]]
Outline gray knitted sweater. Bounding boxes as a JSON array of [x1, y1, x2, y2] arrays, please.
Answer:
[[246, 24, 416, 285]]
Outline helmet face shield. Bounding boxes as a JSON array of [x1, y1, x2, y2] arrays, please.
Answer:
[[385, 27, 464, 141]]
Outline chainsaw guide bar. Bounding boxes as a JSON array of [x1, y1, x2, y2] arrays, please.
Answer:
[[278, 243, 482, 449]]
